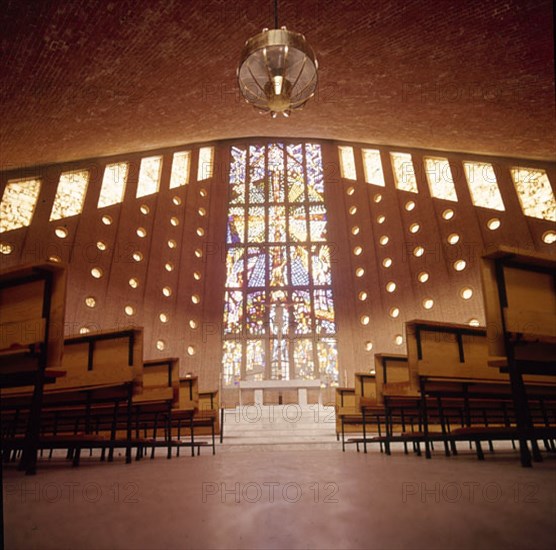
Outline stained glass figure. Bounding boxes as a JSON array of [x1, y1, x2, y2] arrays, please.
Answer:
[[246, 340, 265, 381], [222, 341, 242, 385], [294, 339, 315, 379], [246, 291, 266, 335], [223, 291, 243, 334]]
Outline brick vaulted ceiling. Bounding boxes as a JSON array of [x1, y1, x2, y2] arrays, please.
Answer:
[[1, 0, 555, 169]]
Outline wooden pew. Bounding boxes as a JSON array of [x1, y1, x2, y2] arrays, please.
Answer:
[[131, 357, 180, 460], [480, 246, 556, 467], [400, 319, 556, 461], [0, 261, 67, 474], [2, 327, 143, 467], [374, 354, 409, 405], [335, 387, 357, 443]]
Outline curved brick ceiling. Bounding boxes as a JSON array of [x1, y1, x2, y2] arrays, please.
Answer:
[[1, 0, 554, 169]]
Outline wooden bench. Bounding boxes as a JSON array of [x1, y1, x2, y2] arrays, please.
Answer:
[[2, 327, 143, 467], [396, 319, 556, 461], [481, 246, 556, 467], [0, 261, 67, 474]]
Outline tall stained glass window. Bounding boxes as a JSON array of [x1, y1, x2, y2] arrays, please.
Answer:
[[222, 143, 338, 386]]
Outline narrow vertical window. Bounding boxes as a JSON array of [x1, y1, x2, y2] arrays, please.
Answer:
[[49, 170, 89, 221], [424, 157, 457, 201], [98, 162, 129, 208], [0, 178, 41, 232], [137, 156, 162, 198], [338, 146, 356, 180], [391, 152, 418, 193], [463, 161, 505, 211], [198, 146, 214, 181], [362, 149, 385, 186], [510, 167, 555, 221], [169, 151, 191, 188]]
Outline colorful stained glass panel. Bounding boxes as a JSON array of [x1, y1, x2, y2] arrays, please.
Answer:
[[294, 339, 315, 380], [246, 291, 266, 335]]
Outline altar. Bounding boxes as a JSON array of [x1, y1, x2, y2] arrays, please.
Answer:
[[239, 379, 324, 406]]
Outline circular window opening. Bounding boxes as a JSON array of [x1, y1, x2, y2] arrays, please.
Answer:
[[85, 297, 96, 308], [193, 271, 202, 281], [379, 235, 389, 246], [417, 271, 429, 283], [377, 215, 386, 224], [395, 335, 404, 346], [101, 215, 112, 225], [360, 315, 370, 326], [409, 223, 420, 234], [386, 281, 396, 293], [172, 196, 182, 206], [355, 267, 365, 277], [542, 230, 556, 244], [55, 227, 68, 239], [453, 260, 467, 272], [128, 278, 139, 289], [187, 345, 196, 356], [351, 226, 360, 236], [156, 340, 166, 351], [346, 186, 355, 196], [468, 318, 480, 327], [405, 201, 415, 212], [487, 218, 501, 230], [358, 291, 368, 301], [423, 298, 434, 310], [389, 307, 400, 318], [162, 286, 172, 297], [365, 341, 373, 352], [382, 257, 393, 268], [165, 262, 174, 272], [447, 233, 460, 245], [170, 217, 180, 227], [96, 241, 106, 251], [168, 239, 177, 249], [91, 267, 103, 279], [413, 246, 425, 257], [136, 227, 147, 238], [373, 193, 382, 203], [159, 313, 169, 323], [132, 252, 143, 262], [140, 205, 150, 215], [353, 246, 363, 256], [460, 287, 473, 300], [0, 243, 14, 255], [442, 209, 454, 220], [191, 294, 200, 304], [349, 206, 357, 215], [124, 305, 135, 316]]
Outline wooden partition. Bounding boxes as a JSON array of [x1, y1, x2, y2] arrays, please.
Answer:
[[374, 354, 409, 404], [480, 246, 556, 467], [0, 261, 67, 474]]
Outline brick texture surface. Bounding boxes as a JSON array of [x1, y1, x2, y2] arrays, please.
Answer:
[[1, 0, 554, 168]]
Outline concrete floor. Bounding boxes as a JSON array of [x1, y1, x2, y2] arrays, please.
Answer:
[[2, 443, 556, 550]]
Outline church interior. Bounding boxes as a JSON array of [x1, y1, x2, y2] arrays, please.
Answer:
[[1, 1, 555, 549]]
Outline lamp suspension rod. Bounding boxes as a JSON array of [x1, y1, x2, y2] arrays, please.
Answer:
[[274, 0, 278, 29]]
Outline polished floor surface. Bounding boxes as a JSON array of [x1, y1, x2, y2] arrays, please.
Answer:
[[3, 442, 556, 550]]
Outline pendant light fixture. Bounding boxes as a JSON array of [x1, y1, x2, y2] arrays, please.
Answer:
[[237, 0, 319, 118]]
